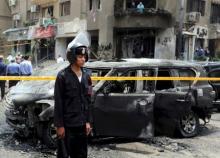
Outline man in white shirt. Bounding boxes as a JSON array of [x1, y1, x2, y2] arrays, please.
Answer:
[[137, 2, 145, 13], [57, 55, 64, 64], [7, 53, 13, 63], [20, 56, 33, 76]]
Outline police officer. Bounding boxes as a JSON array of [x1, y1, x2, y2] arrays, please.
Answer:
[[54, 36, 92, 158], [0, 55, 6, 99]]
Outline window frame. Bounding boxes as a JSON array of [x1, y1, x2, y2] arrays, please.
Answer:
[[210, 3, 220, 23], [60, 1, 71, 17], [186, 0, 206, 16]]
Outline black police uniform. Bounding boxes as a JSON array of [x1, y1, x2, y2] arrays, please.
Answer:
[[0, 61, 6, 99], [54, 65, 92, 158]]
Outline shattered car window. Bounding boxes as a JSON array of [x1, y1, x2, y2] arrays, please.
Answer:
[[156, 69, 174, 90], [102, 69, 137, 94], [143, 69, 156, 93], [177, 69, 196, 86], [88, 68, 111, 86]]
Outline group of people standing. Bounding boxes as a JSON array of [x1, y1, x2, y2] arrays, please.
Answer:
[[194, 47, 210, 58], [0, 54, 33, 99]]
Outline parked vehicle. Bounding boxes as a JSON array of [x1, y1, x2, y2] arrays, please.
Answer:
[[199, 62, 220, 111], [4, 58, 215, 147]]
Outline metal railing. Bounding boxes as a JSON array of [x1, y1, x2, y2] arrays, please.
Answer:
[[115, 8, 171, 17]]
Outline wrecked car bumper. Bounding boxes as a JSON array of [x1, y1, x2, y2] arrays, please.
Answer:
[[213, 100, 220, 110], [5, 109, 27, 131]]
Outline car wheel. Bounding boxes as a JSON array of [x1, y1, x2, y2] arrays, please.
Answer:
[[177, 111, 199, 138], [42, 119, 57, 148]]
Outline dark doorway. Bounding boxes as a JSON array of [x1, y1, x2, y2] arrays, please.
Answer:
[[115, 29, 155, 58]]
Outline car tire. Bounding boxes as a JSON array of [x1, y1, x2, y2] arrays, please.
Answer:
[[177, 111, 199, 138], [42, 119, 57, 148]]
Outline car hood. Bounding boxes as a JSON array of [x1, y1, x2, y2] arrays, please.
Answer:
[[10, 80, 55, 106], [9, 62, 69, 106]]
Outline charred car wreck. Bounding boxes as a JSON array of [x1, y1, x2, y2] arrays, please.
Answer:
[[4, 59, 215, 147]]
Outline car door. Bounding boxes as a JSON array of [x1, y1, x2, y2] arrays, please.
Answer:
[[154, 68, 193, 135], [208, 68, 220, 100], [92, 69, 155, 138]]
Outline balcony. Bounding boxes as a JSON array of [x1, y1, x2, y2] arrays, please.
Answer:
[[114, 0, 171, 17], [31, 0, 57, 5], [115, 8, 171, 17], [114, 0, 172, 29]]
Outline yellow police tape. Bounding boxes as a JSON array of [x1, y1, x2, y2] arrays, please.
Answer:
[[0, 76, 220, 81]]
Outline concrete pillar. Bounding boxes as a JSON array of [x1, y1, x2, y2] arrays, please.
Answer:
[[97, 0, 114, 59], [98, 16, 114, 46], [155, 27, 176, 60], [55, 38, 67, 60], [204, 39, 208, 48], [185, 35, 196, 61]]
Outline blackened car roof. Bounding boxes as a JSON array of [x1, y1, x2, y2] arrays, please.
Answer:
[[85, 58, 203, 69]]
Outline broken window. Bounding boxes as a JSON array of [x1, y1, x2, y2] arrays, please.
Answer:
[[89, 0, 93, 10], [156, 69, 174, 90], [89, 0, 101, 10], [89, 69, 111, 86], [210, 3, 220, 23], [117, 29, 155, 58], [103, 70, 137, 94], [186, 0, 205, 16], [60, 1, 71, 16], [177, 69, 196, 87], [143, 69, 156, 93], [98, 0, 101, 9], [42, 6, 54, 18]]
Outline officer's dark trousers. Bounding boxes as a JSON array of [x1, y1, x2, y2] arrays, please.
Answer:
[[57, 125, 87, 158], [8, 73, 19, 88], [0, 81, 5, 99]]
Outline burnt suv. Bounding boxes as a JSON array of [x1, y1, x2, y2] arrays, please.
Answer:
[[199, 62, 220, 111], [4, 58, 215, 147]]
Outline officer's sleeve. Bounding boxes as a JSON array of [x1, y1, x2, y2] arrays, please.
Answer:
[[54, 73, 65, 127], [86, 75, 92, 123]]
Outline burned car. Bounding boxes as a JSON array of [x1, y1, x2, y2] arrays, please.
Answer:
[[199, 62, 220, 111], [4, 58, 215, 147]]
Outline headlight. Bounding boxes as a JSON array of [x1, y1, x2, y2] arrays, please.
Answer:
[[3, 93, 15, 110]]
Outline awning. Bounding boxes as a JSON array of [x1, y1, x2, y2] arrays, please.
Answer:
[[30, 25, 56, 39], [2, 27, 29, 42], [2, 27, 28, 35], [56, 33, 77, 39]]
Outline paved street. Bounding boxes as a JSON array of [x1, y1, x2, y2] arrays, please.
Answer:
[[0, 101, 220, 158]]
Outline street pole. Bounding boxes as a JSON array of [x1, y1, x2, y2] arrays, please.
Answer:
[[177, 0, 185, 60]]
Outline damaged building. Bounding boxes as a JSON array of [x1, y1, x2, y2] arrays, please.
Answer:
[[2, 0, 220, 61], [182, 0, 220, 60], [1, 0, 178, 61], [0, 1, 12, 56]]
